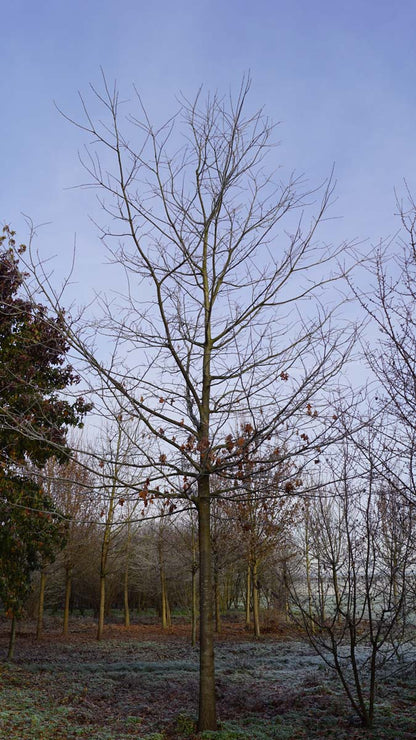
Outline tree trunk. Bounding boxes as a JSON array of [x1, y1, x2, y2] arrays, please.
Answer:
[[97, 423, 120, 640], [214, 566, 221, 634], [160, 560, 167, 628], [63, 565, 72, 636], [8, 615, 17, 661], [166, 588, 171, 627], [123, 564, 130, 628], [316, 554, 326, 623], [197, 480, 217, 732], [224, 573, 231, 611], [123, 520, 131, 628], [158, 538, 171, 629], [282, 559, 290, 622], [305, 509, 315, 633], [160, 573, 171, 629], [252, 559, 261, 638], [97, 574, 106, 640], [191, 525, 198, 647], [332, 561, 341, 625], [245, 562, 251, 628], [97, 502, 115, 640], [36, 569, 46, 640]]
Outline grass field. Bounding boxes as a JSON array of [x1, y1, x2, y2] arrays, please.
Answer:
[[0, 616, 415, 739]]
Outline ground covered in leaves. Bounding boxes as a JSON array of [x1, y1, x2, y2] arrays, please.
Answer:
[[0, 615, 415, 739]]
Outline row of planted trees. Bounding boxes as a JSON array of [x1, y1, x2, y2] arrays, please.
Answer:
[[27, 452, 297, 641], [23, 435, 416, 640], [2, 411, 416, 730]]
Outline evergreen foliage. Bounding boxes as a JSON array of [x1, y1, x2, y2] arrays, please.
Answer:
[[0, 225, 91, 617]]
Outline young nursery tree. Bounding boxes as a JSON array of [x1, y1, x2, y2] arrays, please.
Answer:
[[221, 427, 301, 637], [352, 186, 416, 503], [43, 456, 97, 636], [287, 443, 415, 729], [28, 77, 356, 730], [95, 422, 125, 641]]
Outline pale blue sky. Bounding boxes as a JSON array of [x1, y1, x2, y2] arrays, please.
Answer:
[[2, 0, 416, 295]]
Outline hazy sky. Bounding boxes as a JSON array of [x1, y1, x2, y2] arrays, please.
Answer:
[[2, 0, 416, 297]]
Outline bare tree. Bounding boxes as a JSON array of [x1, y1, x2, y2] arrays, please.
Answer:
[[221, 436, 300, 637], [26, 76, 356, 730], [94, 416, 140, 640], [119, 494, 141, 629], [351, 185, 416, 503], [287, 443, 415, 729], [210, 496, 243, 635], [40, 456, 97, 635]]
